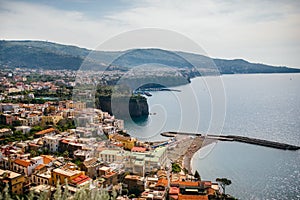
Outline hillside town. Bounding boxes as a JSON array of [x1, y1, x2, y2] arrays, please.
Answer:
[[0, 68, 233, 200]]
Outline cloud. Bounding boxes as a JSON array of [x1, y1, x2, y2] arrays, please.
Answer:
[[0, 0, 299, 68]]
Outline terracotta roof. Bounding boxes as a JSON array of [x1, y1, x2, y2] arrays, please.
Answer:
[[102, 171, 117, 179], [35, 164, 45, 171], [156, 178, 168, 187], [35, 128, 56, 136], [71, 175, 90, 185], [41, 155, 55, 165], [178, 194, 208, 200], [61, 139, 69, 144], [169, 187, 180, 195], [14, 158, 31, 167], [131, 146, 147, 152]]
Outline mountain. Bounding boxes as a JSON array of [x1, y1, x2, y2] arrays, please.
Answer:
[[1, 40, 299, 74]]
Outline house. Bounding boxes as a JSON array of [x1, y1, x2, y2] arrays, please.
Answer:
[[67, 174, 91, 194], [11, 156, 43, 176], [98, 166, 118, 187], [58, 139, 84, 157], [43, 135, 61, 152], [41, 115, 63, 126], [109, 134, 136, 150], [51, 163, 85, 186], [0, 128, 13, 137], [14, 126, 31, 134], [73, 149, 93, 161], [125, 147, 168, 176], [0, 169, 25, 195], [81, 157, 102, 179], [99, 149, 127, 163], [31, 164, 52, 186], [124, 175, 145, 194]]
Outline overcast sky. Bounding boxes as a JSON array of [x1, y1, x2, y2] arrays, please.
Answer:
[[0, 0, 299, 68]]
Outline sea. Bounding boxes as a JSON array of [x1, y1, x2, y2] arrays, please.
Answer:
[[125, 73, 300, 199]]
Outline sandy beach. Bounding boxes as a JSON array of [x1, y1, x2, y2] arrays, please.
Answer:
[[166, 135, 216, 174]]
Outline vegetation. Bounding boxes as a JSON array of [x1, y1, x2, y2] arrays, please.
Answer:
[[194, 170, 201, 180], [216, 178, 232, 196], [2, 40, 300, 74], [0, 181, 117, 200], [172, 163, 181, 173], [56, 119, 76, 132]]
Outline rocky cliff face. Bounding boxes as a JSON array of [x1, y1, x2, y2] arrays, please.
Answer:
[[97, 95, 149, 118]]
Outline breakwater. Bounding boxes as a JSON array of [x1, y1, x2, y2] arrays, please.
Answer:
[[161, 132, 300, 151]]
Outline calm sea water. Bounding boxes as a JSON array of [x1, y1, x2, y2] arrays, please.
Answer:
[[125, 73, 300, 199]]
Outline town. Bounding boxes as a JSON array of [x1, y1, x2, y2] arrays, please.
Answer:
[[0, 68, 234, 200]]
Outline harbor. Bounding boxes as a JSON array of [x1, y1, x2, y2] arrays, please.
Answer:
[[161, 132, 300, 151]]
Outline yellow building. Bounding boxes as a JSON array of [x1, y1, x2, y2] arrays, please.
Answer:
[[66, 101, 86, 110], [109, 133, 136, 150], [41, 115, 63, 126], [0, 169, 25, 195], [51, 164, 85, 186]]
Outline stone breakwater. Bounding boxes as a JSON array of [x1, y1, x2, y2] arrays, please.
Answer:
[[163, 131, 300, 174]]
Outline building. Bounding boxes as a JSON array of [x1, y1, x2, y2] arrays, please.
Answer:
[[58, 139, 84, 157], [43, 135, 61, 152], [0, 128, 13, 137], [14, 126, 31, 134], [41, 115, 63, 126], [126, 147, 168, 176], [109, 134, 136, 150], [99, 147, 167, 176], [0, 169, 25, 195], [10, 156, 44, 176], [81, 157, 102, 179], [51, 164, 85, 186], [99, 149, 127, 163], [124, 175, 145, 194], [31, 164, 52, 186], [98, 166, 118, 187], [34, 128, 56, 138]]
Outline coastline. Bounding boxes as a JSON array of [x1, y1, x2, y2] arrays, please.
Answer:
[[182, 137, 217, 174], [166, 135, 216, 174]]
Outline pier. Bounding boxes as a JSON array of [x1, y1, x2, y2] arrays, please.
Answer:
[[161, 132, 300, 151]]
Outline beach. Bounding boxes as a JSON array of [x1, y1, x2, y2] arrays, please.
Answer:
[[166, 135, 216, 174]]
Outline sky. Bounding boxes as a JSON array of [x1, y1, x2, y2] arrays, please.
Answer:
[[0, 0, 299, 68]]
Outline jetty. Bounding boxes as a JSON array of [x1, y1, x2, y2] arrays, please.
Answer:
[[161, 132, 300, 151]]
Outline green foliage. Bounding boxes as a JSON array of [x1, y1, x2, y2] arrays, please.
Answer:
[[194, 170, 201, 180], [216, 178, 232, 195], [62, 151, 69, 158], [172, 163, 181, 173], [73, 158, 82, 167], [56, 119, 75, 132]]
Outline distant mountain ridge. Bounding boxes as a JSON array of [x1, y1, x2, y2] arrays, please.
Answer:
[[1, 40, 299, 74]]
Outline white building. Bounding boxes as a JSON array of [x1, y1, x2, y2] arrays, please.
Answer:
[[43, 135, 61, 152]]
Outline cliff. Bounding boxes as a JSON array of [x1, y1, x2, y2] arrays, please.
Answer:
[[96, 95, 149, 118]]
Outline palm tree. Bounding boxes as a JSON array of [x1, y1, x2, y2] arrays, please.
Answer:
[[216, 178, 232, 197]]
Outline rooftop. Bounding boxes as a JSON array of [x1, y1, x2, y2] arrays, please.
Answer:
[[35, 128, 56, 136], [14, 158, 31, 167], [53, 168, 81, 177], [0, 169, 23, 179]]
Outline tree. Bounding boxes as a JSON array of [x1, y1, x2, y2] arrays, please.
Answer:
[[194, 170, 201, 180], [216, 178, 232, 196], [30, 150, 37, 157], [62, 150, 69, 158], [172, 163, 181, 173]]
